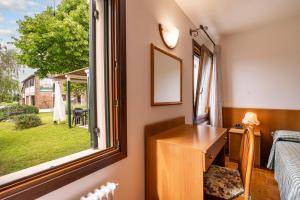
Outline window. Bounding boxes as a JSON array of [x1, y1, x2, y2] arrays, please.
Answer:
[[193, 55, 200, 103], [30, 78, 34, 87], [0, 0, 126, 199], [193, 40, 213, 124], [31, 96, 35, 106], [77, 95, 81, 104]]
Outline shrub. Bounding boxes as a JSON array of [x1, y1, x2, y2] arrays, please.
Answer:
[[22, 105, 39, 114], [0, 104, 39, 121], [0, 102, 18, 107], [0, 111, 8, 121], [13, 114, 42, 129], [0, 107, 10, 121]]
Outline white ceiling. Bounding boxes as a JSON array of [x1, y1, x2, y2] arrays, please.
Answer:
[[174, 0, 300, 39]]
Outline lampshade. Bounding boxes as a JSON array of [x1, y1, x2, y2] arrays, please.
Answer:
[[242, 112, 260, 125], [159, 24, 179, 49]]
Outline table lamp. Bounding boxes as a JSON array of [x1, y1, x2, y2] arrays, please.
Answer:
[[242, 112, 260, 134], [242, 112, 259, 135], [242, 112, 260, 126]]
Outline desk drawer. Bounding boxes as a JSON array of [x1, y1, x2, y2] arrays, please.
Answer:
[[204, 134, 227, 171]]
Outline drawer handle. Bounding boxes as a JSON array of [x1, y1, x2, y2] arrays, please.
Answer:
[[224, 136, 228, 140], [208, 155, 213, 159]]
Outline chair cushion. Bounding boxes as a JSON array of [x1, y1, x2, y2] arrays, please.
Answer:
[[204, 165, 244, 200]]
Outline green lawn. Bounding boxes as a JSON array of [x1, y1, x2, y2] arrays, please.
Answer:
[[0, 112, 90, 176]]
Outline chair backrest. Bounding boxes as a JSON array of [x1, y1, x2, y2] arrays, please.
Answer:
[[238, 125, 255, 198]]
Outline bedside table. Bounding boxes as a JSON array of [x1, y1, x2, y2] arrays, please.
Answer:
[[228, 128, 261, 168]]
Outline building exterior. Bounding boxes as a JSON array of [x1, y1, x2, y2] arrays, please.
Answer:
[[21, 75, 55, 109], [21, 75, 87, 109]]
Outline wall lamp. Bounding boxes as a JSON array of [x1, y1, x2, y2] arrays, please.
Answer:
[[158, 23, 179, 49]]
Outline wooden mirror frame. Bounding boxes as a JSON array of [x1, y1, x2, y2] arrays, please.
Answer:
[[150, 44, 183, 106]]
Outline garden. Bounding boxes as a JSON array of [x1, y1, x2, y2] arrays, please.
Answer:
[[0, 105, 90, 176], [0, 0, 90, 176], [0, 0, 91, 177]]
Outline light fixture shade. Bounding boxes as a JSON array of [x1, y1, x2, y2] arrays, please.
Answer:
[[242, 112, 260, 125], [159, 24, 179, 49]]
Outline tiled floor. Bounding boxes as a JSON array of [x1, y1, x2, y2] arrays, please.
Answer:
[[225, 158, 281, 200]]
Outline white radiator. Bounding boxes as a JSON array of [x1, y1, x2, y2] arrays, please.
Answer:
[[80, 182, 118, 200]]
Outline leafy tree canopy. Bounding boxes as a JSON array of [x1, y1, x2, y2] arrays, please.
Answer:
[[63, 82, 87, 96], [13, 0, 89, 78], [0, 44, 19, 102]]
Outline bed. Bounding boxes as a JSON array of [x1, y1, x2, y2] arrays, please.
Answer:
[[267, 130, 300, 200]]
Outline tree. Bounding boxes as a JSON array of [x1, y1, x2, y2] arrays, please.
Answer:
[[0, 44, 20, 102], [13, 0, 89, 78], [63, 82, 87, 96]]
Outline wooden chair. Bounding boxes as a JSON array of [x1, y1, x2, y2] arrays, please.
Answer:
[[204, 125, 255, 200]]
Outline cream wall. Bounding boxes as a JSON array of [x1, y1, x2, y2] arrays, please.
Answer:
[[39, 0, 197, 199], [221, 15, 300, 109]]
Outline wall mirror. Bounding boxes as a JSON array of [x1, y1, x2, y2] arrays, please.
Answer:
[[151, 44, 182, 106]]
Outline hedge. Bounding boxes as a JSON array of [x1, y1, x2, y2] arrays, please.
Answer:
[[0, 104, 39, 121], [13, 114, 42, 129]]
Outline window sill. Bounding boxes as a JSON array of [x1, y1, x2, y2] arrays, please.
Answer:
[[0, 147, 126, 199], [0, 149, 100, 186]]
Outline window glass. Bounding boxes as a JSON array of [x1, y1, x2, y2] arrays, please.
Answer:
[[0, 0, 110, 184], [196, 52, 212, 116], [193, 45, 213, 123], [193, 55, 200, 103]]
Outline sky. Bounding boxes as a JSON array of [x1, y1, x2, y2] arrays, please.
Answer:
[[0, 0, 62, 49], [0, 0, 62, 82]]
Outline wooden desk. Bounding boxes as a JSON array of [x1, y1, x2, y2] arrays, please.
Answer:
[[145, 118, 227, 200]]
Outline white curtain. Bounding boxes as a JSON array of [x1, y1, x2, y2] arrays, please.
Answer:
[[53, 81, 66, 123], [209, 45, 223, 127]]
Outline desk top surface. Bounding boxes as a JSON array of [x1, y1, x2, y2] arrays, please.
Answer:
[[150, 125, 227, 153]]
